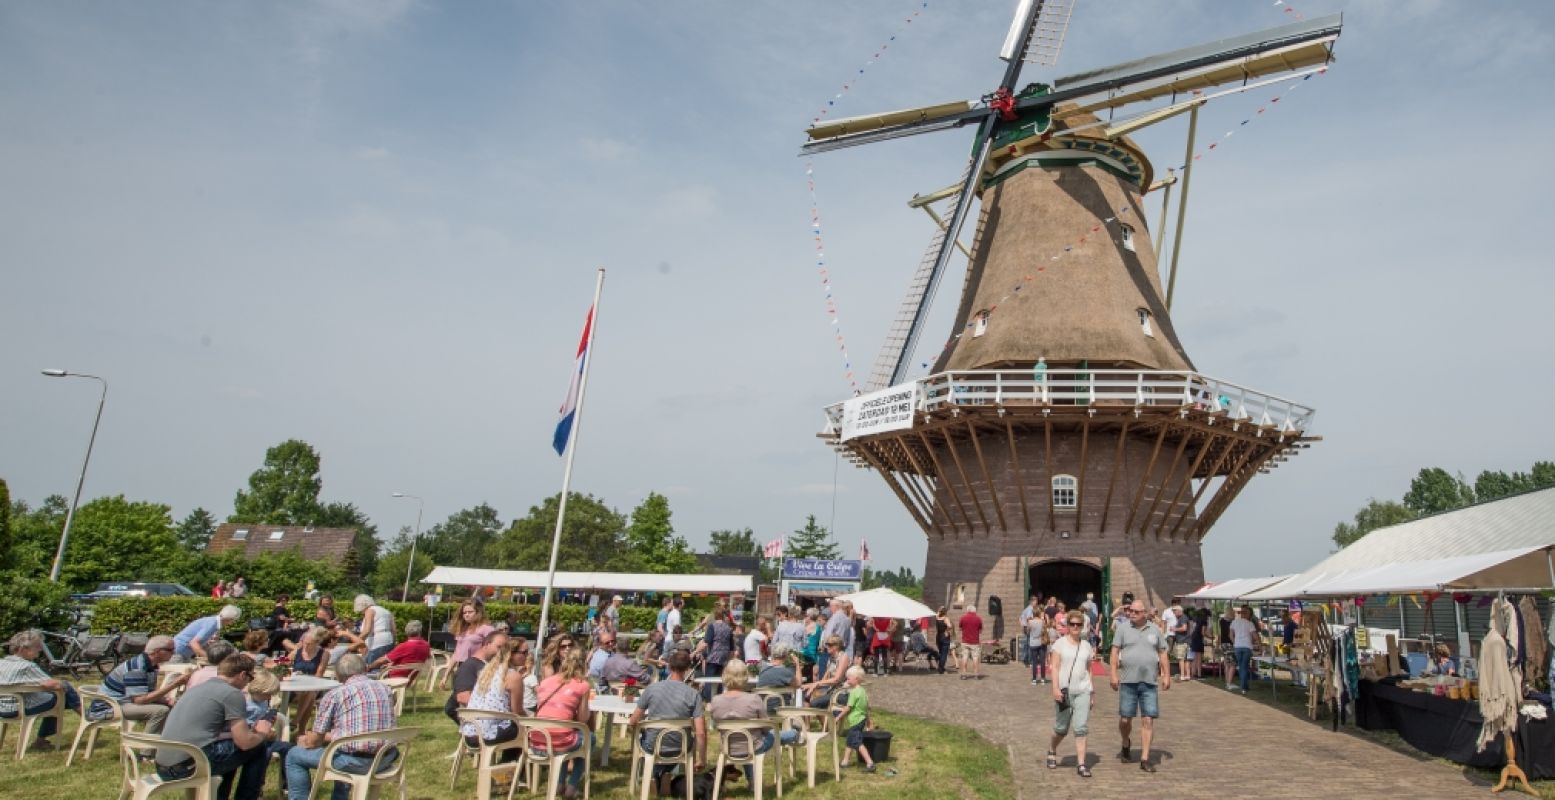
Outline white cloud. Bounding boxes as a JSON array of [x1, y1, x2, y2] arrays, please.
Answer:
[[353, 146, 391, 161], [579, 137, 635, 162]]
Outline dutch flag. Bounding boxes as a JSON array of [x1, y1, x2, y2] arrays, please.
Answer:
[[553, 305, 594, 455]]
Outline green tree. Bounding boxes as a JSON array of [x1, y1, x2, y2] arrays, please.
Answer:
[[316, 501, 380, 581], [1402, 468, 1475, 517], [486, 493, 631, 572], [1533, 461, 1555, 488], [58, 495, 184, 590], [175, 507, 218, 552], [0, 478, 12, 571], [421, 504, 504, 567], [623, 493, 698, 574], [231, 439, 324, 524], [8, 495, 68, 576], [786, 515, 841, 560], [1332, 499, 1415, 549], [372, 527, 437, 601], [708, 528, 760, 557]]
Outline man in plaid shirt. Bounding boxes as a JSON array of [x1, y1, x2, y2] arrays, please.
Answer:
[[284, 653, 399, 800]]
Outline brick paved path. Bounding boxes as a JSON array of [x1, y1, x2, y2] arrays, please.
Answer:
[[867, 660, 1492, 799]]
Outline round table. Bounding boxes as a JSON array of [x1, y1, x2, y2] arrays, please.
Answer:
[[591, 694, 639, 767], [277, 675, 339, 742]]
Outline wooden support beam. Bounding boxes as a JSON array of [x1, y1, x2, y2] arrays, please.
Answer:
[[1157, 431, 1218, 540], [1141, 429, 1191, 536], [1123, 423, 1170, 538], [896, 443, 949, 537], [910, 474, 952, 538], [1075, 419, 1091, 533], [864, 453, 934, 535], [1169, 436, 1240, 541], [1197, 444, 1280, 538], [917, 432, 973, 535], [1004, 419, 1032, 532], [941, 427, 992, 533], [1098, 420, 1131, 535], [965, 420, 1008, 531], [1192, 443, 1262, 539], [890, 450, 943, 538], [1044, 416, 1056, 533]]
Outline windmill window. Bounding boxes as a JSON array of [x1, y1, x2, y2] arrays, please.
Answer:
[[232, 528, 249, 541], [1052, 474, 1078, 509], [1137, 308, 1154, 337], [1120, 224, 1136, 252], [973, 310, 990, 338]]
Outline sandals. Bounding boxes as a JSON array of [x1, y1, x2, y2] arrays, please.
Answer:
[[1045, 751, 1058, 769], [1140, 759, 1157, 773], [1077, 765, 1092, 778]]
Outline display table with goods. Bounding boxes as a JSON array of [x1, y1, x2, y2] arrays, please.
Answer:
[[1358, 677, 1555, 777]]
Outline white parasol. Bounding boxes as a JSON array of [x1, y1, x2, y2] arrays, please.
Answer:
[[835, 587, 935, 620]]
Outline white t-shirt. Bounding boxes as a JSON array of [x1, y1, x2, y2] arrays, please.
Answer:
[[1161, 608, 1178, 637], [1230, 617, 1259, 649], [1027, 614, 1047, 646], [1050, 636, 1095, 694], [744, 630, 767, 663], [666, 608, 682, 636]]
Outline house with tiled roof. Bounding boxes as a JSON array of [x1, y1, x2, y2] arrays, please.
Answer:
[[207, 523, 362, 567]]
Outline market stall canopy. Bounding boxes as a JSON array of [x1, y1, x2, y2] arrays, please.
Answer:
[[1181, 575, 1292, 601], [835, 587, 935, 620], [421, 566, 752, 595], [1244, 488, 1555, 600]]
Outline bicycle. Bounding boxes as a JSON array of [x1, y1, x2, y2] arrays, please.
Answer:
[[33, 608, 129, 677]]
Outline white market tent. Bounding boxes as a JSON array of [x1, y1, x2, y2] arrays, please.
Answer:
[[1243, 488, 1555, 600], [421, 566, 752, 595], [1181, 575, 1292, 601], [836, 587, 934, 620]]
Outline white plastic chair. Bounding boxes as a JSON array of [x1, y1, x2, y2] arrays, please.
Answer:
[[456, 709, 528, 800], [517, 718, 593, 800], [0, 683, 66, 759], [378, 677, 411, 718], [386, 662, 427, 713], [775, 707, 836, 788], [304, 726, 420, 800], [119, 731, 217, 800], [69, 684, 144, 766], [711, 719, 781, 800], [628, 719, 695, 800], [425, 650, 453, 692]]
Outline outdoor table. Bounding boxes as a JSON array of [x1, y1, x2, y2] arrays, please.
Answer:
[[590, 694, 637, 767], [1251, 655, 1311, 700], [1356, 678, 1555, 777], [692, 676, 723, 698], [277, 675, 339, 742]]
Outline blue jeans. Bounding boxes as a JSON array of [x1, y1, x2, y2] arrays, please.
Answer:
[[1234, 647, 1253, 691], [936, 640, 950, 674], [366, 644, 394, 665], [741, 729, 800, 781], [286, 745, 398, 800], [0, 684, 81, 739], [528, 738, 585, 787], [1117, 682, 1159, 719], [158, 739, 268, 800]]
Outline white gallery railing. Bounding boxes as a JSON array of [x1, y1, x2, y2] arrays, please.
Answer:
[[824, 369, 1316, 434]]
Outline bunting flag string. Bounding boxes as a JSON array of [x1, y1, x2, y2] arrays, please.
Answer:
[[805, 3, 930, 396], [1272, 0, 1307, 21], [915, 73, 1327, 372], [1171, 68, 1326, 173]]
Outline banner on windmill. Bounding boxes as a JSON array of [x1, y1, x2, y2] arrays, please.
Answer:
[[840, 383, 918, 442]]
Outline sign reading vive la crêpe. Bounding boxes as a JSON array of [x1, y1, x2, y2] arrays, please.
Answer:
[[782, 558, 863, 581]]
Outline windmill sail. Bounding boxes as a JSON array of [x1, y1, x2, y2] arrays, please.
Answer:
[[1018, 0, 1078, 67], [868, 221, 952, 391]]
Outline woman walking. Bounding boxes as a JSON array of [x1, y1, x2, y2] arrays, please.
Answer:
[[934, 607, 953, 675], [1029, 608, 1049, 684], [1046, 610, 1096, 777]]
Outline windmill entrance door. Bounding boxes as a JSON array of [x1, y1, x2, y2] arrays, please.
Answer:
[[1029, 560, 1102, 612]]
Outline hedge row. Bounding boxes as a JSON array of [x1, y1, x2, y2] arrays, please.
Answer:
[[88, 596, 716, 637]]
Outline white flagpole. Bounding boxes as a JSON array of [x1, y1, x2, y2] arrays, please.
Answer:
[[536, 267, 605, 654]]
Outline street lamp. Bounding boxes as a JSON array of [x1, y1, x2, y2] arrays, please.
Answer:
[[392, 492, 424, 601], [41, 369, 108, 583]]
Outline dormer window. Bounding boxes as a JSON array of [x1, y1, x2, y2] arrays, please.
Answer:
[[1137, 308, 1154, 338], [973, 310, 990, 338], [1120, 224, 1136, 252], [232, 528, 249, 541], [269, 530, 285, 541]]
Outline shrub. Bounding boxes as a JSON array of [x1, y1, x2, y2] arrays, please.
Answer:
[[0, 572, 73, 637]]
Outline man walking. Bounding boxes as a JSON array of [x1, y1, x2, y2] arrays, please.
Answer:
[[957, 606, 983, 680], [1110, 599, 1170, 772]]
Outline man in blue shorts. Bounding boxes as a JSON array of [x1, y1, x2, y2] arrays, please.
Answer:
[[1109, 599, 1170, 772]]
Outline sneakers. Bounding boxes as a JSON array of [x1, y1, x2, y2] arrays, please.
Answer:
[[1032, 679, 1039, 685], [865, 764, 877, 773], [1140, 759, 1157, 773]]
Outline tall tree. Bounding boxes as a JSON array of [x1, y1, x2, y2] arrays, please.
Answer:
[[624, 493, 698, 574], [231, 439, 324, 524], [1332, 499, 1415, 549], [316, 501, 380, 581], [486, 493, 631, 572], [708, 528, 760, 558], [1402, 468, 1475, 517], [420, 504, 504, 567], [786, 515, 841, 560], [7, 495, 68, 577], [372, 526, 435, 600], [1532, 461, 1555, 489], [57, 495, 184, 590], [0, 478, 12, 571], [175, 507, 218, 552]]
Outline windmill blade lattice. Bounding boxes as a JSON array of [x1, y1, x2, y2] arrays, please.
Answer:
[[1019, 0, 1077, 67], [867, 220, 953, 391]]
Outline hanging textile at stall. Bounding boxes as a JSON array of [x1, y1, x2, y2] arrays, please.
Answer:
[[1520, 596, 1546, 693], [1479, 598, 1519, 752]]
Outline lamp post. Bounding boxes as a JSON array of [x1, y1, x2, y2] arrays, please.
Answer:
[[392, 492, 424, 601], [41, 369, 108, 583]]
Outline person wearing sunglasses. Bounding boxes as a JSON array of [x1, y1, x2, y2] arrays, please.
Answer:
[[1109, 600, 1170, 773], [94, 634, 187, 734]]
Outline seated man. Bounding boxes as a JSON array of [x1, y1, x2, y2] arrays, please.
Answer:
[[586, 631, 615, 682], [185, 641, 239, 690], [627, 650, 706, 795], [0, 631, 82, 752], [155, 654, 272, 800], [368, 620, 430, 679], [96, 634, 187, 734], [600, 637, 651, 688], [285, 654, 400, 800], [172, 604, 243, 663]]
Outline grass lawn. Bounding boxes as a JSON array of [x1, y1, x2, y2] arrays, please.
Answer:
[[0, 682, 1013, 799]]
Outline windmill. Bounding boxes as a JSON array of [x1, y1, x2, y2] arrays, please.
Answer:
[[811, 2, 1340, 612]]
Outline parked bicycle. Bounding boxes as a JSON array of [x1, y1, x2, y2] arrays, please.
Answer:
[[30, 607, 140, 677]]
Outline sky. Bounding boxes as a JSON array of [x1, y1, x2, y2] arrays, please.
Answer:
[[3, 0, 1553, 585]]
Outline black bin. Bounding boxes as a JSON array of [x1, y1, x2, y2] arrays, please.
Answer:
[[862, 730, 892, 763]]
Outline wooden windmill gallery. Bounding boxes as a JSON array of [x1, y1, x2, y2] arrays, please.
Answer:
[[808, 2, 1341, 613]]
